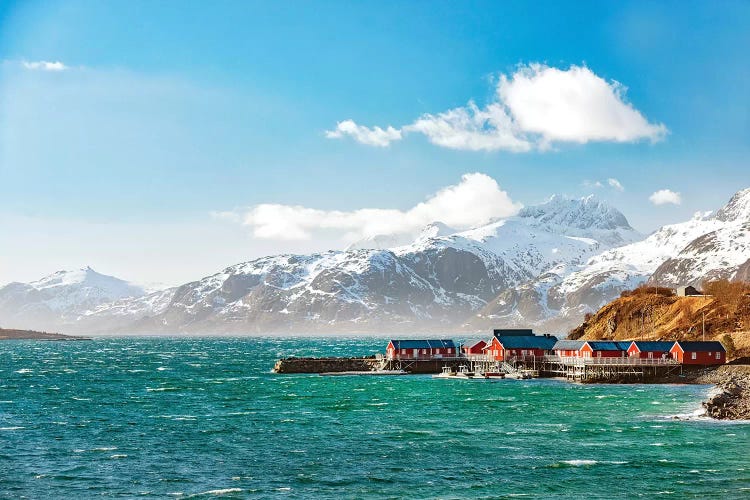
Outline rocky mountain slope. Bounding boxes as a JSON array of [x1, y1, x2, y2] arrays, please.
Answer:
[[0, 267, 145, 332], [3, 189, 748, 335], [567, 282, 750, 358], [0, 196, 639, 334], [469, 188, 750, 333]]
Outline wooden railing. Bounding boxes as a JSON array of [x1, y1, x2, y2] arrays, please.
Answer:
[[543, 355, 679, 366]]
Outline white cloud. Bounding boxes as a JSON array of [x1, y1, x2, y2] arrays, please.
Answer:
[[21, 60, 68, 71], [405, 102, 532, 152], [583, 180, 604, 189], [218, 173, 521, 241], [607, 178, 625, 191], [327, 64, 667, 151], [324, 119, 401, 147], [649, 189, 681, 205]]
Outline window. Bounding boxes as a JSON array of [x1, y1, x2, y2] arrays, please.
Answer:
[[691, 352, 697, 360], [716, 352, 721, 360]]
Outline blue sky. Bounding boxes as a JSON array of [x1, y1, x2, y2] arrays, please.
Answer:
[[0, 0, 748, 285]]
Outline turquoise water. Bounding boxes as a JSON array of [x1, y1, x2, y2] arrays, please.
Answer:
[[1, 337, 749, 499]]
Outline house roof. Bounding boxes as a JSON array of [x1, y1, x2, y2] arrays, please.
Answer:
[[586, 341, 629, 351], [462, 339, 487, 349], [552, 340, 586, 351], [496, 335, 558, 350], [493, 328, 534, 337], [389, 339, 456, 350], [673, 341, 725, 352], [630, 341, 674, 352]]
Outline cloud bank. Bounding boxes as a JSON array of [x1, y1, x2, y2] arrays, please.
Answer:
[[215, 173, 521, 241], [21, 60, 68, 71], [326, 64, 667, 152], [649, 189, 681, 205]]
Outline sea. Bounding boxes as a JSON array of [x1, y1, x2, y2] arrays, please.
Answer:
[[1, 336, 749, 499]]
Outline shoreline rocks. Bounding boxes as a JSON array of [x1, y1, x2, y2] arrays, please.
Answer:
[[698, 365, 750, 420]]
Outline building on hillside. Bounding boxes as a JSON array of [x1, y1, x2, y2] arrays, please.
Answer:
[[462, 339, 487, 356], [386, 339, 456, 360], [676, 285, 702, 297], [552, 340, 630, 358], [484, 333, 558, 361], [493, 328, 534, 337], [627, 341, 674, 359], [670, 341, 726, 365]]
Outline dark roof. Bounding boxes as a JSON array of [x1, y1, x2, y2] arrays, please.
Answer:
[[586, 341, 628, 351], [496, 335, 558, 350], [674, 341, 725, 352], [631, 341, 674, 352], [389, 339, 456, 350], [552, 340, 586, 351], [493, 328, 534, 337]]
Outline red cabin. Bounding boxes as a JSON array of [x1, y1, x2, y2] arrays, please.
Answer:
[[462, 339, 487, 356], [627, 341, 674, 359], [552, 340, 629, 358], [670, 341, 726, 365], [484, 333, 558, 361], [386, 339, 456, 360]]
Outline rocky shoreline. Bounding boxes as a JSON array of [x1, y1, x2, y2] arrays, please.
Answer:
[[694, 365, 750, 420]]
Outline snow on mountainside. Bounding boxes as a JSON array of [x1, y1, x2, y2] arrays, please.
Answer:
[[76, 195, 638, 334], [471, 187, 750, 333], [0, 267, 146, 332], [8, 190, 745, 336]]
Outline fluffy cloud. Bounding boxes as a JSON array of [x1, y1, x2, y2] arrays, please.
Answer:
[[405, 102, 532, 152], [325, 119, 401, 147], [649, 189, 681, 205], [21, 60, 68, 71], [217, 173, 521, 241], [327, 64, 667, 152], [607, 178, 624, 191]]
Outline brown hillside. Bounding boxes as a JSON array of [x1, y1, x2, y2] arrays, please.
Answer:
[[568, 281, 750, 358]]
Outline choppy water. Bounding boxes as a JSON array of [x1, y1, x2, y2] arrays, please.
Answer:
[[1, 337, 749, 498]]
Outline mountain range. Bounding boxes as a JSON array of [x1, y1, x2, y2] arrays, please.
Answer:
[[2, 189, 749, 335]]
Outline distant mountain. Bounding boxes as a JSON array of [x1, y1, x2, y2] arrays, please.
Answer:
[[0, 267, 145, 332], [18, 195, 636, 334], [470, 188, 750, 333], [5, 189, 747, 335]]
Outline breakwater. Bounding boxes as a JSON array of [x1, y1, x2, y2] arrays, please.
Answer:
[[273, 356, 467, 374]]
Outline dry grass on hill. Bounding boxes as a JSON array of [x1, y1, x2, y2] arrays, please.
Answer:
[[569, 280, 750, 358]]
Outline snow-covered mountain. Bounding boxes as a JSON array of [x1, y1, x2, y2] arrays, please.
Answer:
[[471, 188, 750, 332], [1, 195, 638, 334], [0, 267, 146, 332], [5, 189, 747, 335]]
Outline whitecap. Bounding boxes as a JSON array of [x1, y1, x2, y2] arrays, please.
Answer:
[[0, 426, 24, 431], [562, 460, 597, 466], [197, 488, 243, 496], [110, 454, 128, 459], [14, 369, 32, 374]]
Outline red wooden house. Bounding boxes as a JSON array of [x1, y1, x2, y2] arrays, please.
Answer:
[[462, 339, 487, 356], [670, 341, 726, 365], [627, 341, 674, 359], [386, 339, 456, 360], [484, 333, 558, 361], [552, 340, 629, 358]]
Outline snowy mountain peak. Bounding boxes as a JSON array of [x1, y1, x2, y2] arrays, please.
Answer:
[[416, 222, 457, 241], [518, 195, 632, 231], [713, 187, 750, 223]]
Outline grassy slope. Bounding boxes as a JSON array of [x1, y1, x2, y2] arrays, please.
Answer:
[[569, 285, 750, 358]]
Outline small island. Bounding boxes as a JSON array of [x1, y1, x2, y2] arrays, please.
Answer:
[[0, 327, 90, 341]]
